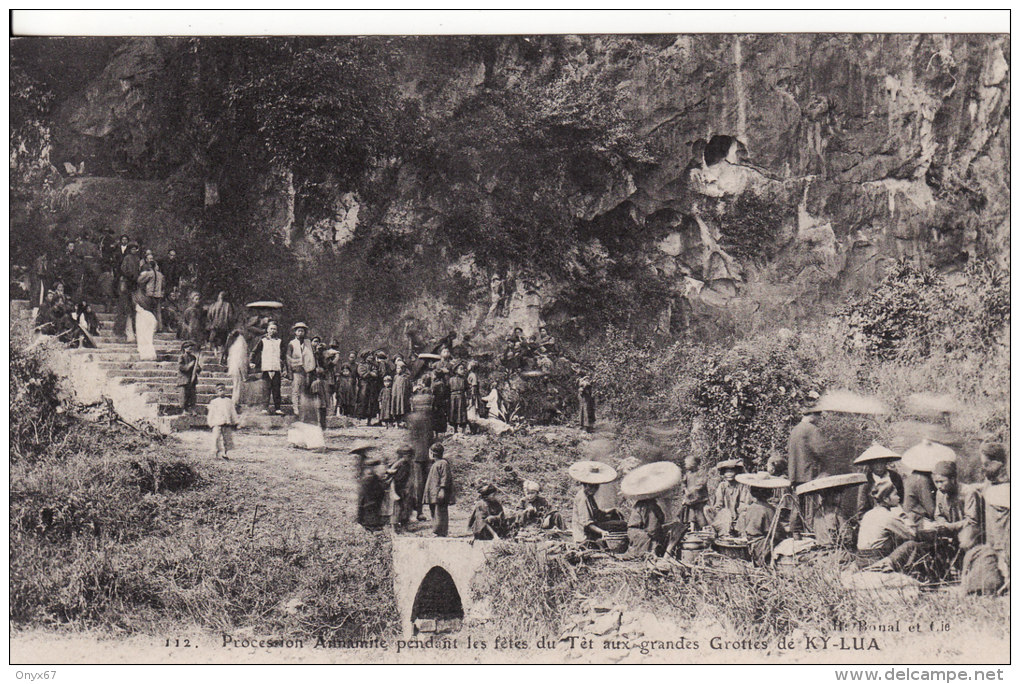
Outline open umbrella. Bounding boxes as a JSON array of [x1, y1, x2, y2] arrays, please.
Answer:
[[620, 462, 682, 498], [735, 472, 791, 489], [795, 473, 868, 496], [905, 392, 963, 417], [900, 440, 957, 473], [811, 390, 889, 415], [246, 300, 284, 309], [888, 420, 963, 450], [568, 460, 618, 485]]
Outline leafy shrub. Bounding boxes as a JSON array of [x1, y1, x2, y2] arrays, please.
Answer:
[[837, 259, 1009, 360], [574, 325, 686, 422], [716, 192, 791, 263], [10, 334, 70, 463], [678, 334, 825, 469]]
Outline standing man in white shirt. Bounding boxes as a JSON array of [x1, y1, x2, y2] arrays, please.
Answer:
[[249, 321, 285, 415], [286, 322, 317, 417]]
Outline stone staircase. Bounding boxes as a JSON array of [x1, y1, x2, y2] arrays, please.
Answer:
[[12, 300, 366, 432], [66, 309, 254, 429]]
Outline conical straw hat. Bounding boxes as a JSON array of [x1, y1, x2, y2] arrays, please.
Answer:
[[853, 443, 901, 465], [900, 439, 957, 473], [795, 472, 868, 496], [568, 460, 618, 485], [620, 461, 682, 498], [735, 472, 791, 489]]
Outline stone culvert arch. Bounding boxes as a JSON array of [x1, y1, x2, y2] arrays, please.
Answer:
[[391, 537, 492, 636]]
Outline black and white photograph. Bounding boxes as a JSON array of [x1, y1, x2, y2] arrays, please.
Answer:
[[7, 10, 1011, 671]]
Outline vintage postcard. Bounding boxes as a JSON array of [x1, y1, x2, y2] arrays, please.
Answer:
[[7, 9, 1011, 672]]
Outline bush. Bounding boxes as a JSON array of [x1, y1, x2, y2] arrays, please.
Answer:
[[10, 334, 69, 462], [838, 259, 1009, 360], [574, 325, 686, 422], [716, 192, 791, 263], [678, 334, 825, 470]]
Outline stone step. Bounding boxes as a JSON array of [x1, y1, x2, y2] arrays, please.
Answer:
[[72, 348, 223, 362], [163, 411, 351, 431], [100, 362, 231, 375], [93, 332, 179, 342], [123, 380, 238, 393], [110, 375, 233, 385], [106, 367, 232, 378], [158, 401, 298, 419]]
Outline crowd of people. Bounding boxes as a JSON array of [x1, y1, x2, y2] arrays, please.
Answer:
[[351, 397, 1010, 596], [26, 231, 196, 357]]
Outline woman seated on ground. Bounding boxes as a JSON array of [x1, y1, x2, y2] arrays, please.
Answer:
[[852, 481, 918, 570], [511, 480, 564, 532], [711, 459, 747, 536], [572, 482, 623, 546], [814, 488, 852, 548], [735, 475, 788, 567], [627, 495, 685, 557]]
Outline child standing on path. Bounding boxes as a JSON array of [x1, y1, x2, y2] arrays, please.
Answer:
[[423, 443, 455, 536], [378, 375, 395, 427], [207, 384, 239, 460], [178, 341, 202, 414]]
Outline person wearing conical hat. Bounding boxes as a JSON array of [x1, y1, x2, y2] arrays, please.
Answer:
[[735, 473, 790, 566], [711, 460, 747, 537], [571, 482, 622, 545], [854, 444, 904, 520]]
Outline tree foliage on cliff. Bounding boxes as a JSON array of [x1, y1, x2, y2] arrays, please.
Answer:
[[837, 260, 1009, 360]]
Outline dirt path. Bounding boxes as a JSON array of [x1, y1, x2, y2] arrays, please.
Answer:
[[172, 425, 474, 540]]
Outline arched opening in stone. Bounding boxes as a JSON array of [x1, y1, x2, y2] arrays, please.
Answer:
[[411, 566, 464, 635], [704, 135, 738, 166]]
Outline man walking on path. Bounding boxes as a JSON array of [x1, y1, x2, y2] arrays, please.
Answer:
[[249, 321, 285, 414], [287, 322, 316, 416]]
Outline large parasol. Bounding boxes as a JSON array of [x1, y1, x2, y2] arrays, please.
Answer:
[[811, 390, 889, 415], [795, 472, 868, 496], [735, 472, 791, 489], [905, 392, 963, 418], [246, 300, 284, 309], [568, 460, 618, 485], [620, 461, 682, 498], [899, 439, 957, 473]]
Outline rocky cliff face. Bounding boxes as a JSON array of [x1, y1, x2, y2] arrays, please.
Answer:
[[29, 34, 1010, 347]]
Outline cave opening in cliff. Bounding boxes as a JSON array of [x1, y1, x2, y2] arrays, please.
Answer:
[[411, 566, 464, 635], [704, 135, 738, 166]]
